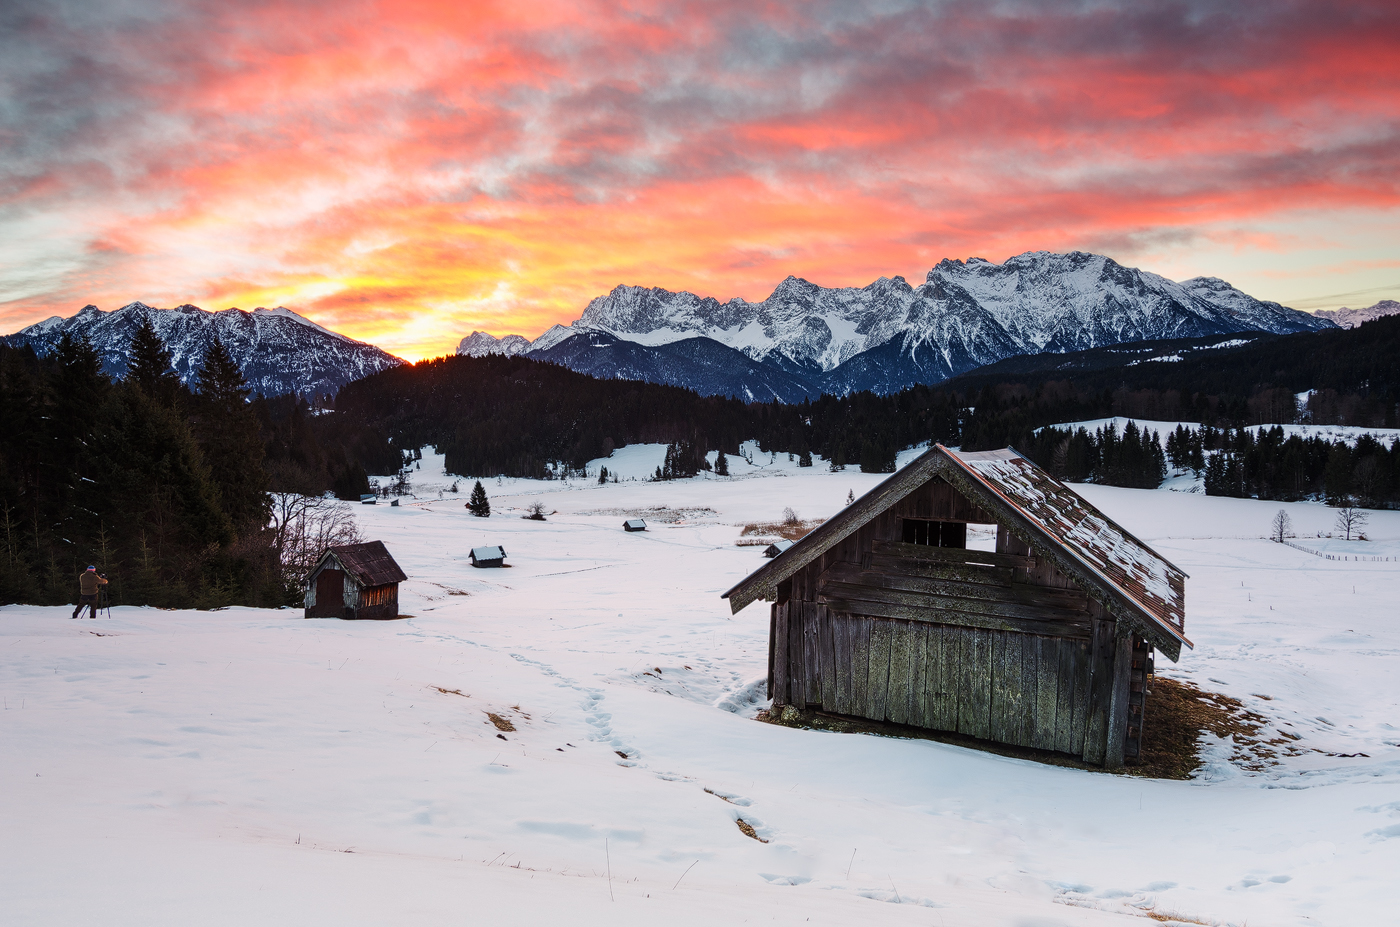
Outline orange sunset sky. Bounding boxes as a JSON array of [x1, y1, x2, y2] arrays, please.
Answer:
[[2, 0, 1398, 361]]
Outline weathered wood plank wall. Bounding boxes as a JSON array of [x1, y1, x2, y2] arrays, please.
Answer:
[[771, 607, 1108, 757], [766, 475, 1136, 767]]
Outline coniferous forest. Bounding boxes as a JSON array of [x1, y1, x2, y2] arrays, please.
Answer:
[[0, 322, 280, 607], [3, 315, 1398, 608]]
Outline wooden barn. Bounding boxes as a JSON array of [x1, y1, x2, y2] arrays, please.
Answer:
[[623, 519, 648, 532], [304, 540, 407, 620], [722, 446, 1191, 768]]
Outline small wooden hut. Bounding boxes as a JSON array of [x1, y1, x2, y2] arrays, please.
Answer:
[[722, 446, 1190, 768], [470, 545, 507, 568], [764, 539, 794, 558], [304, 540, 407, 620], [623, 519, 648, 532]]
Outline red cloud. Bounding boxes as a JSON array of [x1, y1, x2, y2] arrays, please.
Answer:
[[2, 0, 1397, 357]]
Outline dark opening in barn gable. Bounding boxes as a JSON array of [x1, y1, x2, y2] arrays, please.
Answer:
[[722, 445, 1191, 769], [902, 519, 967, 548]]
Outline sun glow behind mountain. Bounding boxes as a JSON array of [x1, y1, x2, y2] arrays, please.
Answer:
[[3, 0, 1399, 361]]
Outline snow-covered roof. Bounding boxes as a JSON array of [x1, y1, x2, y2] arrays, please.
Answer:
[[947, 449, 1187, 642], [764, 539, 794, 557], [470, 545, 506, 561], [623, 519, 647, 530], [723, 444, 1190, 659]]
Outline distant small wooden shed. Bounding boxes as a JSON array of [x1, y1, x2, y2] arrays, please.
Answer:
[[764, 539, 794, 558], [470, 545, 507, 568], [305, 540, 407, 620], [623, 519, 648, 532], [723, 445, 1191, 768]]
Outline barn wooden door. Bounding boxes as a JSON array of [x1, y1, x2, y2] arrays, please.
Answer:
[[311, 569, 345, 618]]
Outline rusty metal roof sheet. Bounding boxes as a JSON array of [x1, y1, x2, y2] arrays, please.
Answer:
[[946, 448, 1187, 642], [325, 540, 406, 587]]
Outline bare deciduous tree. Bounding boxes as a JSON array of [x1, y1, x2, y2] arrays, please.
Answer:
[[1270, 509, 1293, 543], [268, 493, 364, 587], [1333, 505, 1369, 541]]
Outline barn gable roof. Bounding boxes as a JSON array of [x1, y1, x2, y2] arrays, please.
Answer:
[[722, 445, 1190, 660], [317, 541, 407, 587]]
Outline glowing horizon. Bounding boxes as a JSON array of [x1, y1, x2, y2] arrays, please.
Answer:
[[3, 1, 1398, 363]]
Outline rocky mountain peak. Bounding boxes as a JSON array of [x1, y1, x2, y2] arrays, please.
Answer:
[[457, 331, 531, 357], [1314, 299, 1400, 329], [498, 250, 1336, 399], [3, 302, 403, 397]]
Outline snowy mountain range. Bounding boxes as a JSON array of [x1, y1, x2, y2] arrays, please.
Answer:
[[457, 330, 531, 357], [460, 251, 1335, 400], [3, 302, 404, 398], [1313, 299, 1400, 329]]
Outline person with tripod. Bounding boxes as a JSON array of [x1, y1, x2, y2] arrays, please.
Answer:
[[72, 565, 108, 619]]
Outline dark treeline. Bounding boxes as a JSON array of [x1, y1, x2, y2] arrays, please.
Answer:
[[952, 315, 1400, 427], [1018, 421, 1400, 504], [1185, 425, 1398, 505], [1019, 422, 1168, 489], [331, 354, 759, 479], [0, 321, 282, 607]]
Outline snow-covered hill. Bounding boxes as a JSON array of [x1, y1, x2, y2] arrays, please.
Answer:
[[3, 302, 405, 397], [1314, 299, 1400, 329], [3, 460, 1397, 925], [465, 251, 1334, 398]]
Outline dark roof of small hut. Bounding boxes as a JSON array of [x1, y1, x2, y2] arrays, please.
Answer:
[[323, 541, 407, 586], [723, 444, 1191, 660]]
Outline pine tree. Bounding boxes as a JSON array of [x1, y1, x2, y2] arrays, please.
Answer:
[[468, 480, 491, 516], [798, 447, 812, 468], [714, 451, 729, 476], [195, 336, 268, 530], [51, 331, 108, 474], [128, 316, 180, 406], [598, 466, 609, 484]]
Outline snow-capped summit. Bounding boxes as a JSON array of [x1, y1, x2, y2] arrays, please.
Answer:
[[1314, 299, 1400, 329], [516, 251, 1332, 397], [2, 302, 404, 397], [456, 331, 531, 357]]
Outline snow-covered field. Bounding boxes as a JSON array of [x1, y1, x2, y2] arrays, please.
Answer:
[[4, 448, 1398, 926]]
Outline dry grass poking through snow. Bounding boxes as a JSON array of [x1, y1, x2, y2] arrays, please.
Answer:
[[575, 505, 717, 523], [737, 518, 824, 543], [1129, 676, 1287, 779], [735, 819, 768, 843]]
